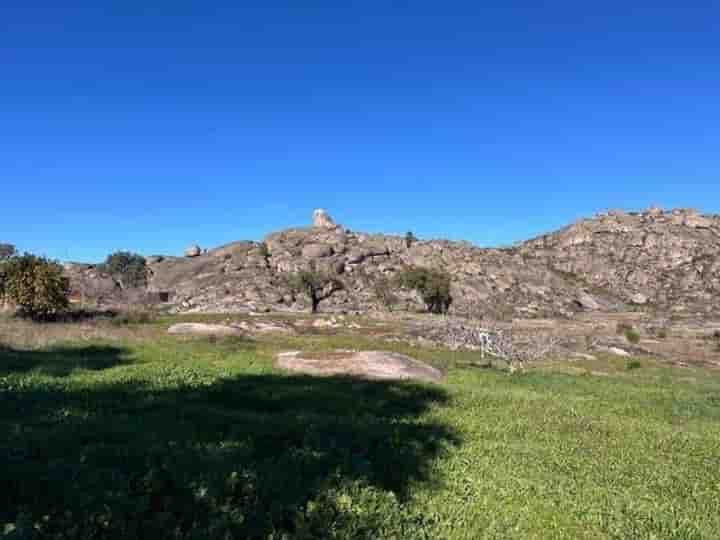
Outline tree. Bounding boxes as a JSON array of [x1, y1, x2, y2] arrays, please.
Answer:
[[288, 267, 344, 313], [0, 243, 15, 260], [405, 231, 417, 249], [0, 254, 69, 320], [98, 251, 148, 290], [397, 266, 453, 314], [373, 277, 398, 311]]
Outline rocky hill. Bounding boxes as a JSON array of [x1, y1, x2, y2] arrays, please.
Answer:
[[65, 207, 720, 319]]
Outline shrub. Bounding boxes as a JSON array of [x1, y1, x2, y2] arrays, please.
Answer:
[[657, 328, 668, 339], [0, 254, 69, 320], [626, 359, 642, 370], [287, 266, 344, 313], [373, 277, 398, 311], [624, 327, 641, 344], [98, 251, 148, 289], [405, 231, 417, 249], [258, 242, 270, 259], [396, 266, 452, 314]]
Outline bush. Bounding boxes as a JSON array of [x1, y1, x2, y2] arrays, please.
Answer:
[[626, 359, 642, 370], [396, 266, 452, 314], [0, 254, 69, 320], [258, 242, 270, 259], [657, 328, 668, 339], [624, 327, 641, 344], [373, 277, 398, 311], [98, 251, 148, 290]]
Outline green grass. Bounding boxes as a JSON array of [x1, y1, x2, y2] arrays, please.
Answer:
[[2, 326, 720, 539]]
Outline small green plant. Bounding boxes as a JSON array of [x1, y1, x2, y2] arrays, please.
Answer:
[[0, 254, 69, 320], [258, 242, 270, 259], [626, 359, 642, 371], [624, 327, 641, 344], [656, 328, 668, 339], [617, 323, 640, 344], [396, 266, 452, 314]]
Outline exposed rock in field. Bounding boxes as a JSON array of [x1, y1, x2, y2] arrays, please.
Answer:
[[229, 320, 296, 334], [167, 323, 244, 336], [597, 346, 632, 357], [276, 350, 443, 382]]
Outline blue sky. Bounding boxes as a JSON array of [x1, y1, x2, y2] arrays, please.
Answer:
[[2, 1, 719, 262]]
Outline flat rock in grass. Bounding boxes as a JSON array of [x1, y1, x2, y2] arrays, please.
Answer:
[[167, 323, 244, 336], [275, 350, 443, 383], [597, 346, 632, 357]]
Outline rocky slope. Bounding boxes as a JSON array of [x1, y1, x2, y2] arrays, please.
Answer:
[[65, 207, 720, 318]]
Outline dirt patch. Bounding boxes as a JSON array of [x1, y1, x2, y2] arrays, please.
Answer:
[[275, 350, 443, 383]]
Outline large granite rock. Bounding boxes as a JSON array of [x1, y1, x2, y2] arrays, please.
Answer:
[[64, 207, 720, 318], [313, 209, 337, 229]]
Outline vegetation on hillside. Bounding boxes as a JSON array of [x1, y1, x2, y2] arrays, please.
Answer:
[[396, 266, 453, 314], [97, 251, 148, 290], [287, 266, 344, 313], [0, 254, 69, 320]]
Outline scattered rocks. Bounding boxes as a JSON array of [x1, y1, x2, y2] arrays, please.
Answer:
[[631, 293, 649, 305], [167, 323, 243, 336], [572, 353, 598, 361], [302, 243, 334, 258], [576, 293, 602, 311], [275, 350, 443, 382], [230, 320, 295, 334], [597, 346, 632, 357]]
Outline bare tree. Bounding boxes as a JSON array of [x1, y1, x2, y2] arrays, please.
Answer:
[[442, 318, 559, 372]]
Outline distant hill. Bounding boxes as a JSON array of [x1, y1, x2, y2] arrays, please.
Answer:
[[65, 207, 720, 318]]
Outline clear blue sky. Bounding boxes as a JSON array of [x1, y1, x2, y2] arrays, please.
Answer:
[[2, 1, 719, 262]]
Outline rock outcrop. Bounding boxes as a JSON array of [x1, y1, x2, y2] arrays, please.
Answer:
[[185, 245, 201, 258], [65, 207, 720, 318], [312, 209, 337, 229]]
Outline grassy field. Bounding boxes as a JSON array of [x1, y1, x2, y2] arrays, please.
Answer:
[[1, 318, 720, 539]]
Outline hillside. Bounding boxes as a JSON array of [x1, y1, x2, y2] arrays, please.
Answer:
[[65, 207, 720, 318]]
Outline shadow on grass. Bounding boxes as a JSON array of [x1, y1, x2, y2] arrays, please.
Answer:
[[0, 344, 132, 377], [0, 346, 459, 538]]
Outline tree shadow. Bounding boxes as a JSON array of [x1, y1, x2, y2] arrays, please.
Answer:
[[0, 344, 132, 377], [0, 346, 460, 538]]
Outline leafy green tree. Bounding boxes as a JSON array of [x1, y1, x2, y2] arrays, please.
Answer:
[[0, 254, 69, 320], [98, 251, 148, 289], [397, 266, 453, 314], [288, 267, 344, 313]]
